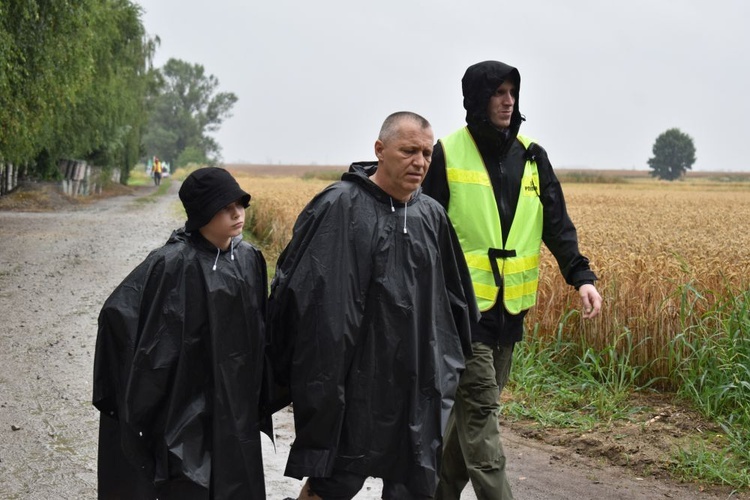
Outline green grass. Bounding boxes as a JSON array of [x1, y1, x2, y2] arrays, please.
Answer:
[[133, 178, 171, 204], [507, 284, 750, 490], [505, 318, 655, 429], [127, 166, 154, 186], [667, 287, 750, 487]]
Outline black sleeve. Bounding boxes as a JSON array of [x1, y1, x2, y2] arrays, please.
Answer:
[[266, 187, 369, 416], [536, 145, 598, 288], [422, 141, 450, 209]]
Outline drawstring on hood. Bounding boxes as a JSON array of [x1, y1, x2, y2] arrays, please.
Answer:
[[212, 247, 220, 271], [171, 229, 242, 272], [389, 196, 408, 234], [346, 163, 415, 235], [211, 236, 240, 271], [403, 201, 408, 234]]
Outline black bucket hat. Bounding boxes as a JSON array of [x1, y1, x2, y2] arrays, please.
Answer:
[[179, 167, 251, 232]]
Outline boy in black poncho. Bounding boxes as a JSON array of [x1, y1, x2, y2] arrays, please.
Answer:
[[93, 167, 270, 499]]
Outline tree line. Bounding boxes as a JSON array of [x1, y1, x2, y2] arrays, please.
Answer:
[[1, 0, 236, 186]]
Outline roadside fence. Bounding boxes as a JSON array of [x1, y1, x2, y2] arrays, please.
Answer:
[[0, 160, 121, 198], [57, 159, 121, 197]]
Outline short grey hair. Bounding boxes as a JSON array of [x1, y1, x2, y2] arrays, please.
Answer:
[[378, 111, 432, 143]]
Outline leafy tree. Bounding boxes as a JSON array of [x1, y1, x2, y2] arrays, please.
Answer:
[[0, 0, 94, 166], [0, 0, 155, 183], [143, 58, 238, 166], [176, 146, 208, 167], [648, 128, 696, 181], [72, 0, 158, 183]]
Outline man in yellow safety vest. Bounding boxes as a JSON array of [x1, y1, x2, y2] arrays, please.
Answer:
[[422, 60, 602, 500]]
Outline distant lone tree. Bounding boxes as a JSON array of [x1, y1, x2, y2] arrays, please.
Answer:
[[648, 128, 696, 181]]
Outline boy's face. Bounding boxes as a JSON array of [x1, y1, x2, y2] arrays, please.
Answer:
[[199, 200, 246, 248]]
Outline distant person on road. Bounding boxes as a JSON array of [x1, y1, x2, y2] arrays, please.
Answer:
[[93, 167, 271, 499], [152, 156, 163, 186], [421, 60, 603, 500], [267, 111, 478, 500]]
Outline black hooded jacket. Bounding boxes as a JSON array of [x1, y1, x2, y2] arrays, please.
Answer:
[[267, 164, 477, 496], [422, 60, 597, 346]]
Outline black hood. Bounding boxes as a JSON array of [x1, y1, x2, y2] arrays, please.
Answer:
[[462, 60, 523, 138]]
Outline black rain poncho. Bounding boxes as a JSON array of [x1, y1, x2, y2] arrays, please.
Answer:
[[268, 164, 477, 496], [93, 229, 269, 499]]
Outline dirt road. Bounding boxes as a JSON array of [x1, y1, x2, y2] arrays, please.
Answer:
[[0, 183, 735, 499]]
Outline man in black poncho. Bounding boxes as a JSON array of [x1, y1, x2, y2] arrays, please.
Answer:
[[93, 167, 270, 499], [268, 111, 478, 500]]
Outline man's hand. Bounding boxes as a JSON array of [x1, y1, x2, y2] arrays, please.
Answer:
[[578, 283, 602, 319]]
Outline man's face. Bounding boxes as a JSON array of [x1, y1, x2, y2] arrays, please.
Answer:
[[487, 80, 516, 129], [373, 120, 434, 202]]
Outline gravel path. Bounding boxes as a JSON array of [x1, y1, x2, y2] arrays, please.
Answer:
[[0, 183, 732, 499]]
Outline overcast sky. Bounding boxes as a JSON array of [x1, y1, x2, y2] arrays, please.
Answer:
[[137, 0, 749, 171]]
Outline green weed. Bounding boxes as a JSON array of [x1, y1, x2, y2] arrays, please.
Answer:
[[506, 284, 750, 489]]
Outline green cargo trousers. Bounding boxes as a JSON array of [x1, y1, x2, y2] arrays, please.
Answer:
[[435, 342, 515, 500]]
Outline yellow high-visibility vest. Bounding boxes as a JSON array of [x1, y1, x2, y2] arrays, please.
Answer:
[[441, 127, 543, 314]]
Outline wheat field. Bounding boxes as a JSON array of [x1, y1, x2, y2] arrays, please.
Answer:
[[234, 168, 750, 380], [530, 181, 750, 376]]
